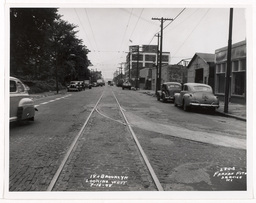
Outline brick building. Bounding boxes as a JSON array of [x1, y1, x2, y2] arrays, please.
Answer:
[[151, 64, 187, 91], [125, 45, 170, 87]]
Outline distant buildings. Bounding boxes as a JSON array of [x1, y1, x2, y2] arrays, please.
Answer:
[[115, 40, 246, 104], [125, 45, 170, 87]]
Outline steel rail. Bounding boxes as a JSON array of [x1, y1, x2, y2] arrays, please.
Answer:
[[47, 91, 105, 191], [111, 90, 164, 191]]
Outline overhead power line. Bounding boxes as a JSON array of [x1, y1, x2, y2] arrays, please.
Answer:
[[148, 8, 186, 45], [163, 8, 186, 30], [129, 8, 144, 42], [173, 9, 210, 58], [84, 8, 99, 50], [74, 8, 94, 50], [119, 8, 133, 51]]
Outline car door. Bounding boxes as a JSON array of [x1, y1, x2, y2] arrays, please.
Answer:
[[178, 84, 188, 105]]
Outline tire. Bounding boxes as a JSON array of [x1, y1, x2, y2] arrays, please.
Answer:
[[157, 94, 160, 101], [183, 100, 190, 111], [174, 99, 177, 106], [29, 117, 34, 121], [162, 95, 167, 103]]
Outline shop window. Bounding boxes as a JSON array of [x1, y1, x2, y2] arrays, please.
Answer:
[[221, 63, 226, 73], [216, 73, 225, 93], [232, 61, 239, 72], [232, 71, 245, 96], [240, 59, 246, 71]]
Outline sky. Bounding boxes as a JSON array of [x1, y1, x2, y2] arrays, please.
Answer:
[[58, 7, 247, 80]]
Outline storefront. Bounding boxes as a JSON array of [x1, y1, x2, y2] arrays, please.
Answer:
[[215, 40, 246, 104]]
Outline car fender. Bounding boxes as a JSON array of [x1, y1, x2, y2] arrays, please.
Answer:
[[18, 97, 34, 107], [183, 94, 191, 106], [174, 93, 180, 105]]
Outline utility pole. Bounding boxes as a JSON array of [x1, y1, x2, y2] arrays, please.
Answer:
[[224, 8, 233, 113], [152, 17, 173, 90], [128, 52, 131, 81], [136, 45, 140, 90], [155, 33, 160, 95]]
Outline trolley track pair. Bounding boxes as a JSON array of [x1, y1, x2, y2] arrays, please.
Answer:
[[47, 89, 163, 191]]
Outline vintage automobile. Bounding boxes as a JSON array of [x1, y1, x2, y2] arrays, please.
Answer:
[[84, 80, 92, 89], [156, 82, 182, 102], [174, 83, 219, 111], [122, 81, 132, 90], [67, 81, 82, 91], [10, 76, 37, 122]]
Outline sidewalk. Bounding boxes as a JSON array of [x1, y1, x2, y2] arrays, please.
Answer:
[[138, 89, 246, 122]]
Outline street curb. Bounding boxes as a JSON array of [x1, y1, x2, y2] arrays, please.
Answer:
[[215, 111, 246, 122]]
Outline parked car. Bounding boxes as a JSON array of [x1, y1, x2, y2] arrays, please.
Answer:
[[67, 81, 81, 91], [84, 80, 92, 89], [108, 81, 114, 86], [122, 81, 132, 90], [174, 83, 219, 111], [156, 82, 182, 102], [92, 82, 98, 87], [10, 76, 37, 122]]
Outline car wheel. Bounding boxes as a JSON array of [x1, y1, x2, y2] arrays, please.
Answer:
[[162, 95, 167, 103], [183, 100, 189, 111], [29, 117, 34, 121], [174, 99, 177, 106]]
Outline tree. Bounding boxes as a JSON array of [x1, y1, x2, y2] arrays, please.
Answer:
[[10, 8, 91, 88], [10, 8, 58, 78]]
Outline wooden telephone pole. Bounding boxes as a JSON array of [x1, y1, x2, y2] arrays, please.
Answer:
[[224, 8, 233, 113], [152, 17, 173, 90]]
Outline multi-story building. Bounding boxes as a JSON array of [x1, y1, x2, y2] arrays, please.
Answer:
[[125, 45, 170, 87]]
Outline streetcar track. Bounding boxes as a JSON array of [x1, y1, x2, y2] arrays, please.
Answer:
[[46, 91, 104, 191], [111, 90, 164, 191], [47, 88, 164, 191], [95, 107, 127, 126]]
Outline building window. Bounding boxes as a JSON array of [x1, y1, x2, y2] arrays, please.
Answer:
[[162, 55, 169, 62], [232, 60, 239, 72], [240, 59, 246, 70], [145, 55, 156, 62], [132, 54, 143, 61], [232, 72, 245, 96], [216, 73, 225, 93]]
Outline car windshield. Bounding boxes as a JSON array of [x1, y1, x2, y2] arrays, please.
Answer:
[[192, 85, 212, 92], [70, 81, 77, 84], [166, 84, 181, 90]]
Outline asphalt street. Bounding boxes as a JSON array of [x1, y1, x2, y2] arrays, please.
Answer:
[[9, 85, 246, 192]]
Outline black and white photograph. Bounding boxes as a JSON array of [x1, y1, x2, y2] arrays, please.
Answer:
[[1, 0, 255, 202]]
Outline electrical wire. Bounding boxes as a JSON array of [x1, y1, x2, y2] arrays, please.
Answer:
[[74, 8, 94, 51], [172, 9, 210, 58], [119, 8, 133, 51], [147, 8, 186, 45], [163, 8, 186, 30], [84, 8, 99, 51], [129, 8, 144, 42]]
